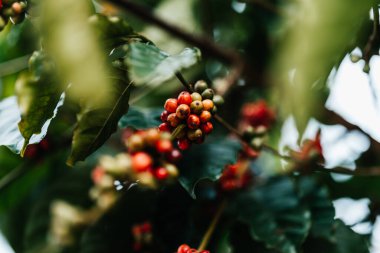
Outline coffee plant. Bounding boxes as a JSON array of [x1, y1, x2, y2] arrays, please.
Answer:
[[0, 0, 380, 253]]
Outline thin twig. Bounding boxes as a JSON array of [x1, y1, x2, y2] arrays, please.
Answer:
[[315, 166, 380, 176], [175, 72, 192, 91], [0, 162, 29, 192], [363, 5, 379, 63], [198, 200, 227, 251]]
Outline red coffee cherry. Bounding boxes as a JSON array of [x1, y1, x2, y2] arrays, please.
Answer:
[[164, 98, 178, 113], [199, 110, 212, 123], [199, 251, 210, 253], [178, 91, 192, 105], [187, 114, 200, 129], [167, 113, 181, 127], [131, 152, 153, 172], [177, 244, 191, 253], [177, 138, 191, 150], [158, 122, 171, 132], [202, 99, 214, 111], [176, 104, 191, 119], [156, 139, 173, 153], [155, 167, 169, 180], [201, 122, 213, 134], [167, 149, 182, 163], [161, 110, 169, 122]]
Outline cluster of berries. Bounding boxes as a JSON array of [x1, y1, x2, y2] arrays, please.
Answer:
[[0, 0, 27, 31], [291, 131, 324, 162], [219, 160, 252, 192], [23, 138, 50, 160], [159, 80, 224, 150], [177, 244, 209, 253], [132, 221, 153, 252]]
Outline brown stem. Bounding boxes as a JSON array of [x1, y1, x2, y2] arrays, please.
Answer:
[[198, 200, 227, 251], [363, 5, 379, 63]]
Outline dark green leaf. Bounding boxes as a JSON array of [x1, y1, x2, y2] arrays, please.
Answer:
[[118, 106, 162, 129], [16, 51, 63, 155], [67, 78, 131, 166], [126, 42, 201, 86], [178, 138, 241, 198]]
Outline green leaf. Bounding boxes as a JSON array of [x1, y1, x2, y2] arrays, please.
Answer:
[[0, 96, 62, 154], [333, 220, 369, 253], [16, 51, 63, 155], [126, 42, 201, 86], [67, 77, 132, 166], [118, 106, 162, 129], [178, 138, 241, 198]]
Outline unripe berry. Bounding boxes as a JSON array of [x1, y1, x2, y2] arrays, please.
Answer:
[[156, 139, 173, 153], [177, 91, 192, 105], [187, 114, 200, 129], [191, 92, 202, 101], [177, 244, 191, 253], [161, 110, 169, 122], [165, 163, 179, 177], [202, 99, 214, 111], [92, 166, 105, 184], [178, 138, 191, 150], [194, 80, 208, 93], [164, 98, 178, 113], [199, 110, 212, 123], [155, 167, 169, 180], [158, 122, 171, 132], [167, 149, 182, 163], [176, 104, 191, 119], [212, 95, 224, 106], [187, 128, 203, 141], [167, 113, 181, 127], [201, 88, 214, 99], [190, 100, 203, 114], [201, 122, 213, 134], [127, 134, 145, 152], [145, 128, 160, 146], [131, 152, 153, 172]]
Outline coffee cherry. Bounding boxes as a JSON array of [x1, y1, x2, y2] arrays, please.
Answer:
[[155, 167, 169, 180], [156, 139, 173, 153], [161, 110, 169, 122], [199, 110, 212, 123], [201, 88, 214, 99], [187, 114, 200, 129], [191, 92, 202, 101], [201, 122, 213, 134], [199, 251, 210, 253], [211, 105, 217, 114], [178, 138, 191, 150], [202, 99, 214, 111], [145, 128, 160, 146], [164, 98, 178, 113], [212, 95, 224, 107], [194, 80, 208, 93], [188, 249, 198, 253], [127, 134, 145, 152], [178, 244, 191, 253], [132, 152, 153, 172], [158, 122, 171, 132], [91, 166, 105, 184], [177, 91, 192, 105], [187, 128, 203, 141], [165, 163, 179, 177], [176, 104, 191, 119], [190, 100, 203, 114], [167, 149, 182, 163], [11, 2, 22, 14], [167, 113, 181, 127]]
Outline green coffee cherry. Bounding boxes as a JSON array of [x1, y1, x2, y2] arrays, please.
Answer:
[[190, 100, 203, 114], [187, 128, 203, 141], [211, 105, 217, 114], [191, 92, 202, 101], [194, 80, 208, 93], [201, 88, 214, 100], [212, 95, 224, 107]]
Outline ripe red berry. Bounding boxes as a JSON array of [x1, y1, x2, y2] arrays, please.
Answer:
[[23, 144, 39, 159], [158, 122, 171, 132], [167, 113, 181, 127], [177, 244, 191, 253], [178, 138, 191, 150], [188, 249, 198, 253], [241, 100, 275, 128], [131, 152, 153, 172], [199, 251, 210, 253], [187, 114, 200, 129], [164, 98, 178, 113], [161, 110, 169, 122], [176, 104, 191, 119], [202, 99, 214, 111], [167, 149, 182, 163], [140, 222, 152, 233], [156, 139, 173, 153], [91, 166, 105, 184], [199, 110, 212, 123], [155, 167, 169, 180], [201, 122, 213, 134], [178, 91, 192, 105]]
